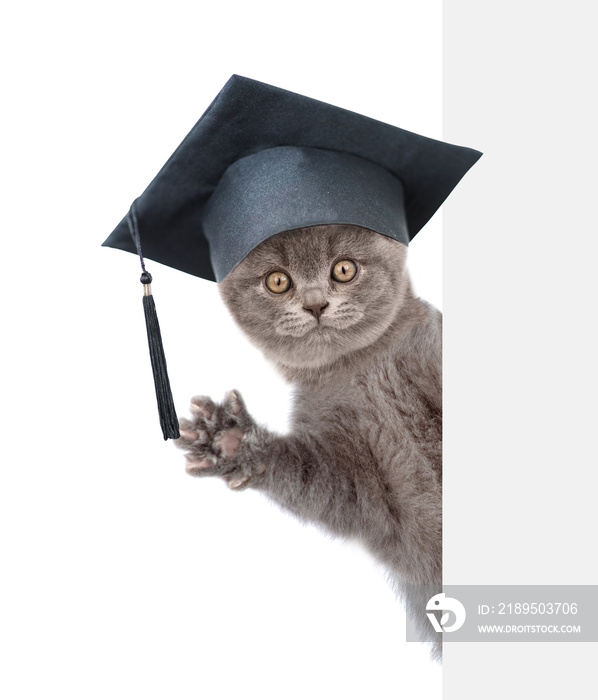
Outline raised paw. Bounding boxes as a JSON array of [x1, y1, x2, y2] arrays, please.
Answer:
[[175, 390, 264, 488]]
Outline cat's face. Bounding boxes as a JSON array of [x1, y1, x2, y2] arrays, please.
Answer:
[[218, 225, 409, 369]]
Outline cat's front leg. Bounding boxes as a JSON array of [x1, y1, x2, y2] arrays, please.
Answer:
[[175, 391, 267, 490], [176, 392, 362, 536]]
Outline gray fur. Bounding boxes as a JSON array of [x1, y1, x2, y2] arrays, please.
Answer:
[[176, 225, 442, 660]]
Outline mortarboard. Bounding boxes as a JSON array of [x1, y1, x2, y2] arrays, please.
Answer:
[[103, 75, 482, 438]]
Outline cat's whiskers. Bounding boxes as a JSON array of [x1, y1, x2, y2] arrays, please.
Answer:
[[326, 302, 364, 327], [273, 297, 366, 338], [274, 311, 314, 337]]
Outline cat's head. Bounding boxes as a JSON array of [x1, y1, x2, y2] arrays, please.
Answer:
[[218, 224, 410, 370]]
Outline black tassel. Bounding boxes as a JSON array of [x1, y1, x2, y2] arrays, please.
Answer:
[[141, 272, 180, 439], [128, 203, 180, 440]]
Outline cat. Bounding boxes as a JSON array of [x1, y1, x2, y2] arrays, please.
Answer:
[[175, 223, 442, 660]]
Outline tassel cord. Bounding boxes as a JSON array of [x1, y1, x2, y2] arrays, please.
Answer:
[[127, 201, 180, 440]]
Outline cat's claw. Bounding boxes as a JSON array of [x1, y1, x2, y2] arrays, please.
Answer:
[[175, 390, 264, 487], [227, 474, 250, 490]]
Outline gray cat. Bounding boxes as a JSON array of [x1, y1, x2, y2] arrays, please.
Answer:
[[176, 224, 442, 659]]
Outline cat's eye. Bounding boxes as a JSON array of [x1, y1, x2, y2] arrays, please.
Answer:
[[332, 259, 357, 283], [265, 271, 292, 294]]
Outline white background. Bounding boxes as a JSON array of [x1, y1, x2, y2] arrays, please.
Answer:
[[0, 2, 445, 698]]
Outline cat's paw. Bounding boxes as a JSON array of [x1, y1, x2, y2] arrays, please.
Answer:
[[175, 391, 265, 489]]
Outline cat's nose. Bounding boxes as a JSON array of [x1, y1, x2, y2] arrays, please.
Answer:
[[303, 302, 329, 321]]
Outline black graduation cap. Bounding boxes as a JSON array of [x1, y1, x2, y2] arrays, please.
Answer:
[[103, 75, 481, 438]]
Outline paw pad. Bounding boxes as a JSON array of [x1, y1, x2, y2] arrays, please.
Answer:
[[215, 427, 244, 459], [175, 390, 261, 487]]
